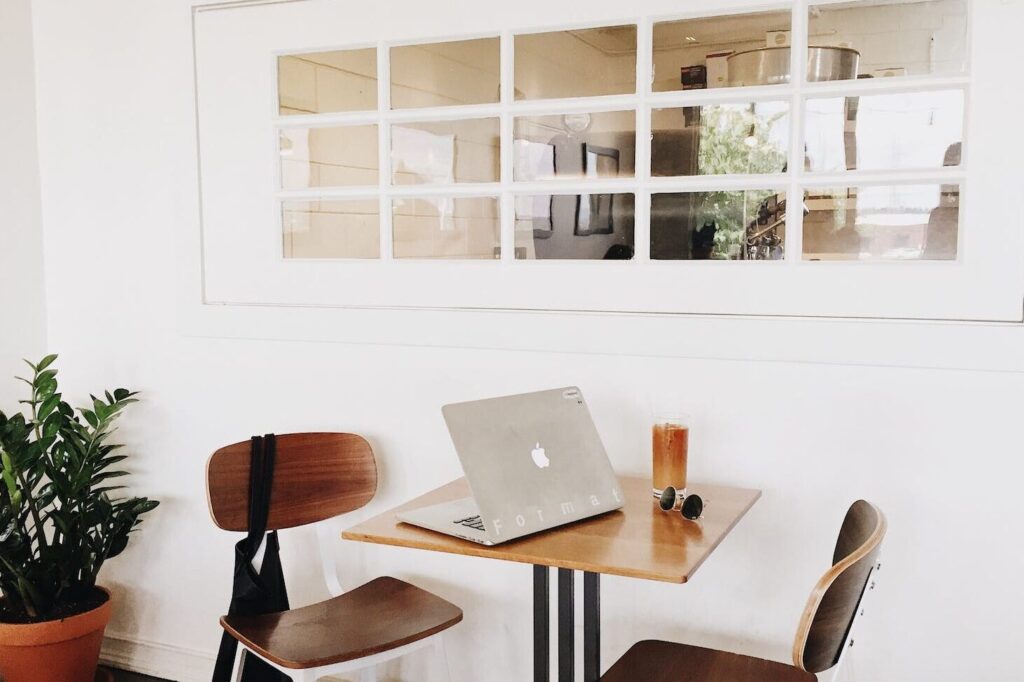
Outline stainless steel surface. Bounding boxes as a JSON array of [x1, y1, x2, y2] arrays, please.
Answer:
[[727, 46, 860, 86]]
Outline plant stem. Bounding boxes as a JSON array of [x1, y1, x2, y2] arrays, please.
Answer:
[[0, 555, 38, 618], [24, 390, 49, 551]]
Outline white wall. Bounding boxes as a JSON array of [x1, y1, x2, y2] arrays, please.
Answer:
[[0, 0, 47, 402], [25, 1, 1024, 681]]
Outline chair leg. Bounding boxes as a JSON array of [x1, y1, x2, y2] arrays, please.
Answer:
[[433, 634, 452, 682], [232, 649, 245, 682]]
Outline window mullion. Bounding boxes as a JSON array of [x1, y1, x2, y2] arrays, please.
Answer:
[[377, 40, 393, 260], [786, 0, 810, 263], [500, 30, 514, 262], [634, 16, 652, 263]]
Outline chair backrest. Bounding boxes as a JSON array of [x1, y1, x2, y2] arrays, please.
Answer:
[[791, 500, 887, 673], [206, 432, 377, 531]]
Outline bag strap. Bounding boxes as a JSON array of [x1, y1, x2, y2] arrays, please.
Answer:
[[246, 434, 276, 550]]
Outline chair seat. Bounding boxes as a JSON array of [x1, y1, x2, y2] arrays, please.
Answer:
[[220, 576, 462, 670], [601, 640, 817, 682]]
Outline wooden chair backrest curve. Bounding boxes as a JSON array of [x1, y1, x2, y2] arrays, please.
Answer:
[[792, 500, 887, 673], [206, 432, 378, 531]]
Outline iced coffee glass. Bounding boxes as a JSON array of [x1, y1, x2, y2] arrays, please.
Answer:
[[652, 412, 690, 497]]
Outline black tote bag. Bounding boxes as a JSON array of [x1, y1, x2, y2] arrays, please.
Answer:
[[211, 434, 291, 682]]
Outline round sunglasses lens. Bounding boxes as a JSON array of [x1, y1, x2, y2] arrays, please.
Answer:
[[659, 486, 677, 511], [681, 494, 704, 520]]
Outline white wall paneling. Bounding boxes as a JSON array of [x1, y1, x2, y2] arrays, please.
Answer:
[[0, 0, 47, 399]]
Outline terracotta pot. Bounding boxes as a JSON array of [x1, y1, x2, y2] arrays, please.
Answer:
[[0, 587, 112, 682]]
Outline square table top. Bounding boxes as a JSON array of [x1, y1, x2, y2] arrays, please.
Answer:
[[343, 475, 760, 583]]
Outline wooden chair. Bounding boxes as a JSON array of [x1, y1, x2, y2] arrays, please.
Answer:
[[600, 500, 886, 682], [206, 433, 463, 682]]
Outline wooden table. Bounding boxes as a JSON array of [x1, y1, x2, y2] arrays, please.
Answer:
[[343, 476, 760, 682]]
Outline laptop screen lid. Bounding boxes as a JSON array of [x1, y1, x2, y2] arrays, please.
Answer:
[[442, 386, 623, 543]]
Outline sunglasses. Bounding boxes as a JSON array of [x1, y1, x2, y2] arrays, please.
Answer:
[[657, 486, 705, 521]]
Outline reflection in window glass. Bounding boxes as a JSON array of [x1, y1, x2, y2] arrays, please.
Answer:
[[809, 0, 968, 80], [278, 49, 377, 115], [513, 111, 636, 181], [803, 185, 959, 261], [805, 90, 963, 173], [282, 199, 379, 259], [391, 119, 500, 185], [651, 190, 787, 260], [515, 26, 637, 100], [652, 102, 789, 177], [279, 126, 378, 189], [392, 197, 499, 259], [390, 38, 500, 109], [514, 194, 634, 260], [652, 11, 791, 91]]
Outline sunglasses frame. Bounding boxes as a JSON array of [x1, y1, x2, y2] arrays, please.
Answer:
[[657, 486, 705, 521]]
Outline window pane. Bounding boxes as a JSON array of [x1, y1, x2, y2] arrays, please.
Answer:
[[803, 185, 959, 261], [390, 38, 500, 109], [514, 193, 634, 260], [515, 26, 637, 100], [391, 118, 500, 185], [652, 11, 792, 91], [809, 0, 968, 81], [392, 197, 499, 259], [513, 111, 636, 181], [278, 49, 377, 115], [282, 199, 379, 259], [652, 102, 789, 177], [651, 190, 787, 260], [805, 90, 963, 173], [279, 126, 378, 189]]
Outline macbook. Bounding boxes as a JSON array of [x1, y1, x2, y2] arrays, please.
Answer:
[[398, 387, 624, 545]]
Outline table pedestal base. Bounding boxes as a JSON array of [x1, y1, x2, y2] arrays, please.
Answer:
[[534, 565, 600, 682]]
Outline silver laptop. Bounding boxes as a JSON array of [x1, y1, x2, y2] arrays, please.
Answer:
[[398, 387, 624, 545]]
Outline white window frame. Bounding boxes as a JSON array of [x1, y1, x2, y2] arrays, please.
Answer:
[[192, 0, 1024, 322]]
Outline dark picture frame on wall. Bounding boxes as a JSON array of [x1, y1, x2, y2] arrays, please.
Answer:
[[575, 143, 619, 236]]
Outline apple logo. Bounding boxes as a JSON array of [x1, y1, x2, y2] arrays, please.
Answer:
[[531, 442, 550, 469]]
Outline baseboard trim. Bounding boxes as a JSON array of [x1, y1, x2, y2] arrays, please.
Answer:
[[100, 633, 215, 682]]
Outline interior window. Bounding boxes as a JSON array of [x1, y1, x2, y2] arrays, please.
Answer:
[[277, 49, 377, 115], [515, 26, 637, 100]]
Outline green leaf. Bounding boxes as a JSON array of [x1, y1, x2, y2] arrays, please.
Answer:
[[50, 514, 71, 537], [38, 394, 61, 420], [91, 486, 126, 496], [35, 355, 58, 372], [91, 471, 130, 483], [34, 369, 57, 385], [2, 469, 17, 496]]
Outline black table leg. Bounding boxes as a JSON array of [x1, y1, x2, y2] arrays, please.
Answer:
[[535, 566, 602, 682], [584, 571, 600, 682], [534, 565, 550, 682], [558, 568, 574, 682]]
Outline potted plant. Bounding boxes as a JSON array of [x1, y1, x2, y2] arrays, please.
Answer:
[[0, 355, 159, 682]]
